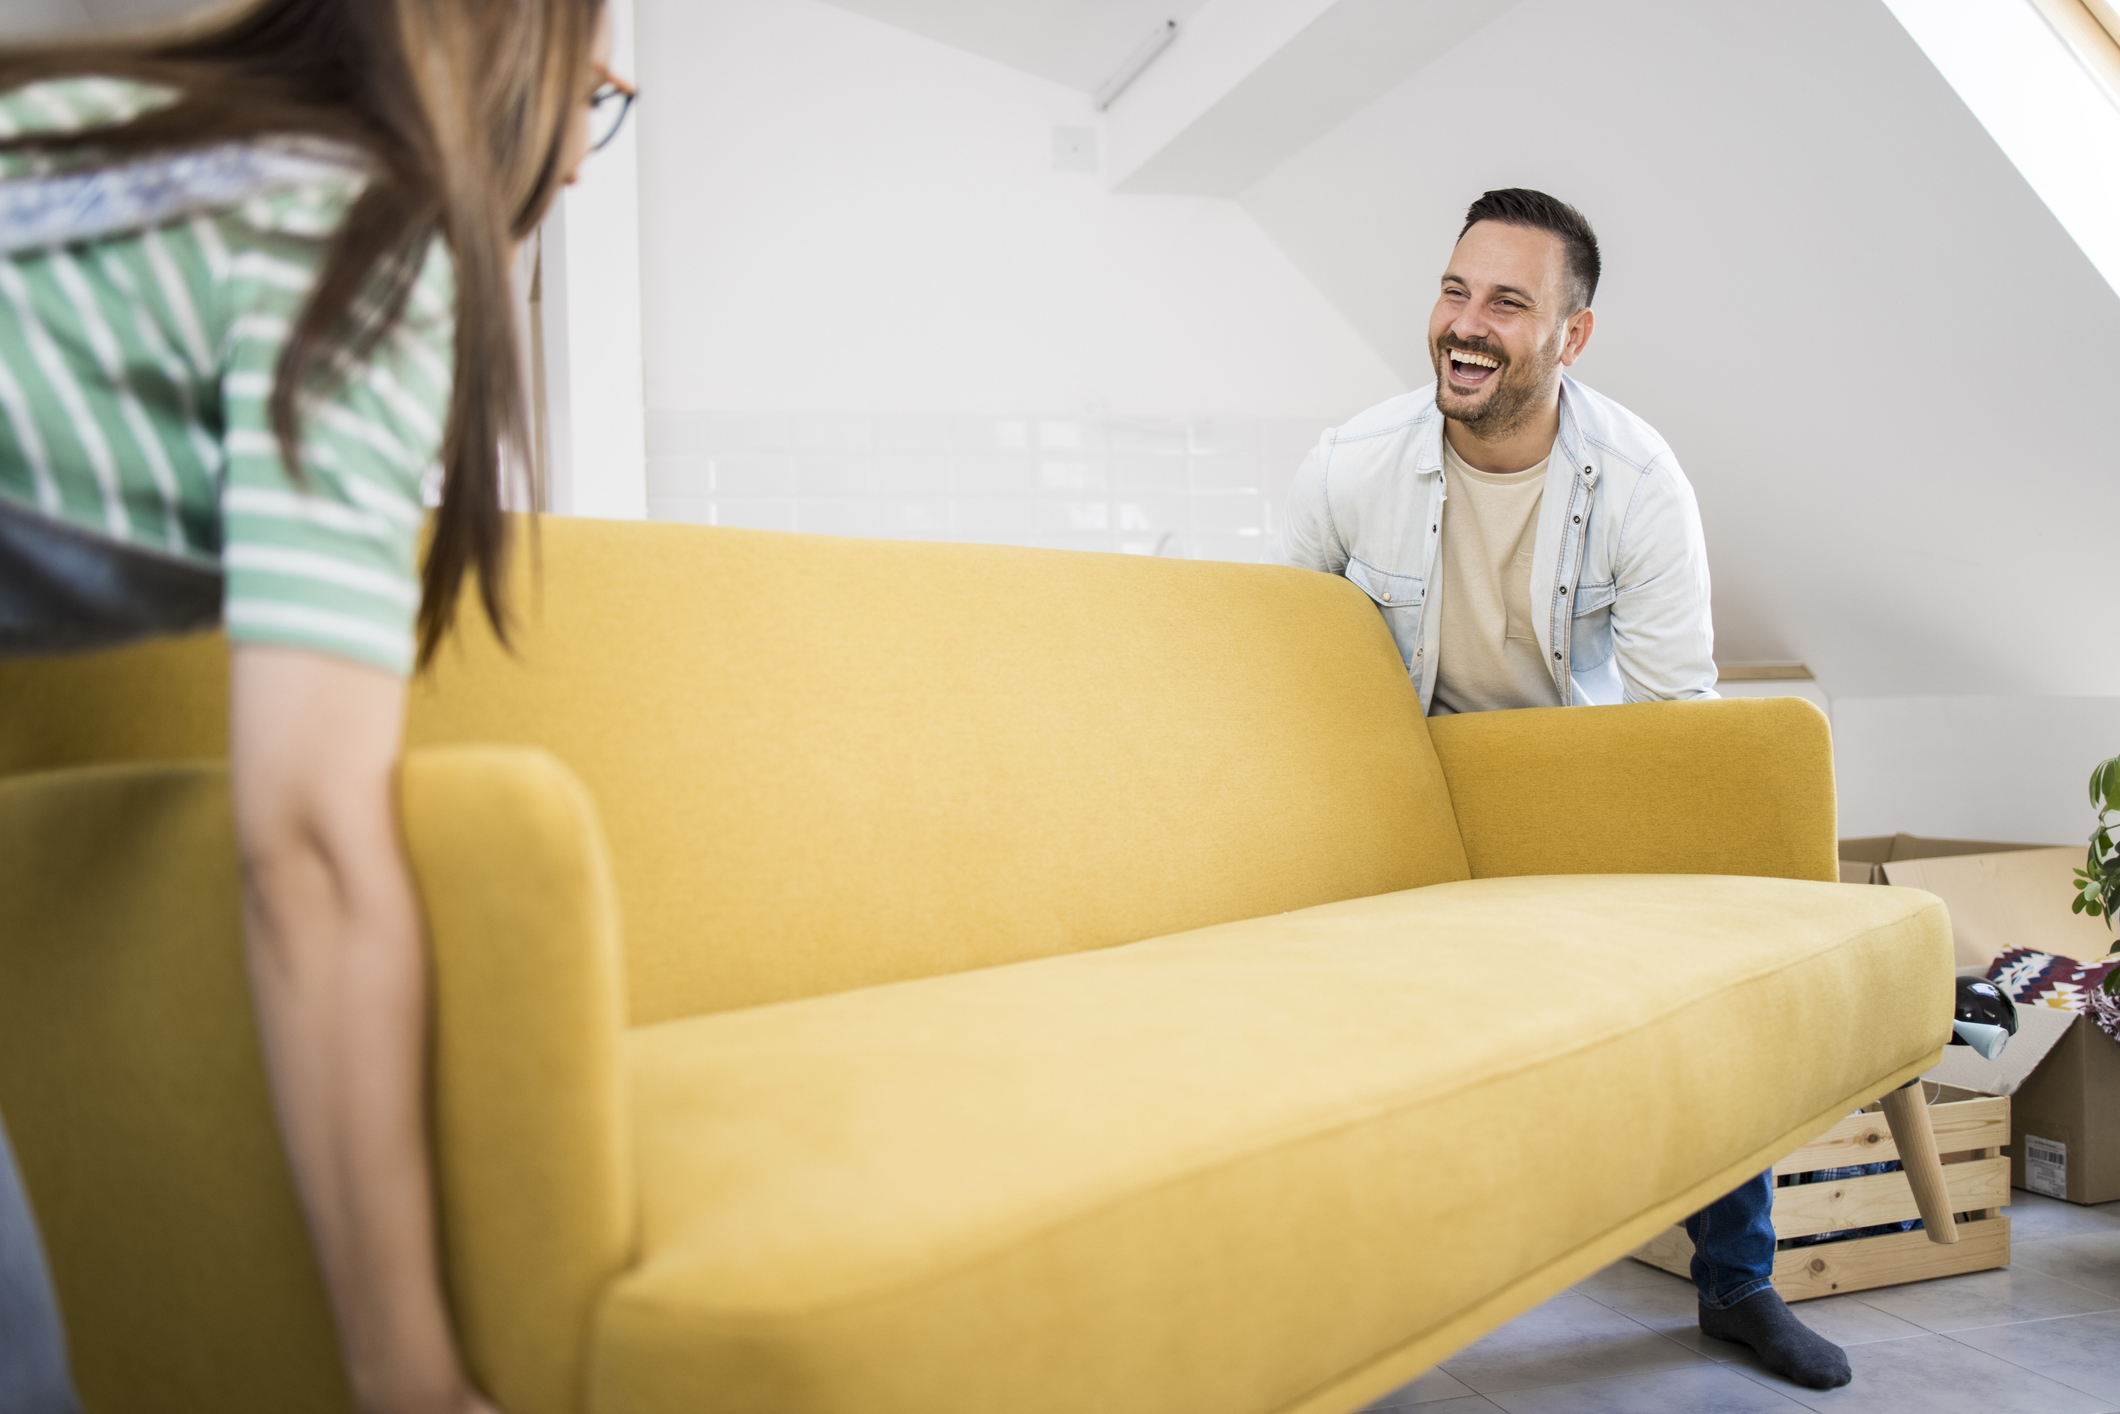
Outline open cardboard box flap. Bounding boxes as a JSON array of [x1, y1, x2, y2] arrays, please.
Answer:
[[1842, 834, 2120, 1204], [1925, 1002, 2077, 1095], [1879, 848, 2114, 968], [1836, 832, 2046, 886]]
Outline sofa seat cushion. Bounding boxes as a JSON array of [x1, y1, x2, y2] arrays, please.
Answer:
[[590, 875, 1951, 1414]]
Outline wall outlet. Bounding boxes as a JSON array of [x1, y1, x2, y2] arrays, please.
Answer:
[[1052, 126, 1098, 173]]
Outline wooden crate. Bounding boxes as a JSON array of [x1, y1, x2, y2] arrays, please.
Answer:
[[1632, 1090, 2011, 1301]]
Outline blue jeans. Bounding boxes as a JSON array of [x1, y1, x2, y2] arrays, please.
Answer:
[[0, 1110, 80, 1414], [1683, 1169, 1777, 1309]]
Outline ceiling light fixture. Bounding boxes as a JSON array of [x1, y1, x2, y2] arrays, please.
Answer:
[[1094, 19, 1178, 112]]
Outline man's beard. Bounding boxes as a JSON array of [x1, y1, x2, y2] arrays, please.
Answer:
[[1432, 333, 1561, 440]]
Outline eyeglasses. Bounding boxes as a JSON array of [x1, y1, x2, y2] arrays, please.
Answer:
[[588, 65, 637, 153]]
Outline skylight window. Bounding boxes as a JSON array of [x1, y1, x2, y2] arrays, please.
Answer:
[[1885, 0, 2120, 300]]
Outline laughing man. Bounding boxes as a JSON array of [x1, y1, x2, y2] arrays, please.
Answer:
[[1278, 187, 1852, 1392]]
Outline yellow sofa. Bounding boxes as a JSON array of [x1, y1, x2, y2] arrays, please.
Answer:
[[0, 517, 1952, 1414]]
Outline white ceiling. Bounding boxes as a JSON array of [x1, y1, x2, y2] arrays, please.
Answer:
[[815, 0, 1210, 94], [4, 0, 1209, 99]]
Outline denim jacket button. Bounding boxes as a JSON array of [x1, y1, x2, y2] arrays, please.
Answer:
[[1382, 592, 1391, 601]]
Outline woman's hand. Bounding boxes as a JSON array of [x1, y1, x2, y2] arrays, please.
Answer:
[[229, 645, 498, 1414]]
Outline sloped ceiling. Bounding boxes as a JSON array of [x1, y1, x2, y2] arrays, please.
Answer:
[[1241, 0, 2120, 697], [0, 0, 204, 41], [0, 0, 93, 39], [814, 0, 1208, 93]]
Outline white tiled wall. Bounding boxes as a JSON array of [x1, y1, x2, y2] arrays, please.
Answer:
[[645, 411, 1326, 563]]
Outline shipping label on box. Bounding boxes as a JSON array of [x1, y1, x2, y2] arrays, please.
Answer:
[[2023, 1134, 2069, 1199]]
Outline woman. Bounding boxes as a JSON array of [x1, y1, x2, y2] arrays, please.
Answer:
[[0, 2, 631, 1410]]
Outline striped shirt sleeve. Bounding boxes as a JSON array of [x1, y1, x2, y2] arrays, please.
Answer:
[[213, 193, 456, 676]]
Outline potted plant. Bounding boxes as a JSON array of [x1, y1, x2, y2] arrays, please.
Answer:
[[2071, 753, 2120, 994]]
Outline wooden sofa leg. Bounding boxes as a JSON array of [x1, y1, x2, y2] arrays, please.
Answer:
[[1879, 1083, 1959, 1245]]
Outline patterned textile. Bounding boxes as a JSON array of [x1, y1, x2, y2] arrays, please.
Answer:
[[1987, 947, 2120, 1045]]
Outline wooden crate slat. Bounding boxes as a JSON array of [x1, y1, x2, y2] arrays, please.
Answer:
[[1633, 1096, 2012, 1299], [1774, 1095, 2008, 1175], [1632, 1225, 1694, 1277], [1773, 1217, 2011, 1300], [1771, 1156, 2010, 1239], [1630, 1217, 2011, 1300]]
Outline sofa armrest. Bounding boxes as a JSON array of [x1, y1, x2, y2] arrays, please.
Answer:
[[1425, 697, 1838, 883], [398, 746, 632, 1414], [0, 762, 355, 1411]]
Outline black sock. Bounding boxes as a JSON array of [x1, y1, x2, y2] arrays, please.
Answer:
[[1699, 1289, 1852, 1390]]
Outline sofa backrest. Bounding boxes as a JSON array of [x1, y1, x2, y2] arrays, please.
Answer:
[[412, 520, 1471, 1022], [1, 518, 1472, 1024]]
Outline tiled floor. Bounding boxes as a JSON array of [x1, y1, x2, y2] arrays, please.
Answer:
[[1362, 1190, 2120, 1414]]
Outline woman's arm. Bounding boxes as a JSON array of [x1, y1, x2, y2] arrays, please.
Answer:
[[229, 644, 496, 1414]]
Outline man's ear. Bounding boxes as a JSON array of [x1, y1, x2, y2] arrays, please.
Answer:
[[1559, 307, 1594, 367]]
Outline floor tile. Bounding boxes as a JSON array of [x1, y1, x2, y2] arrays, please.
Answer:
[[1403, 1399, 1504, 1414], [1950, 1306, 2120, 1402], [1727, 1331, 2110, 1413], [1570, 1258, 1690, 1298], [1763, 1295, 1932, 1351], [1851, 1261, 2118, 1332], [2003, 1189, 2120, 1243], [1584, 1280, 1929, 1357], [1362, 1366, 1477, 1408], [2010, 1229, 2120, 1302], [1572, 1276, 1749, 1359], [1484, 1362, 1812, 1413], [1436, 1292, 1709, 1394]]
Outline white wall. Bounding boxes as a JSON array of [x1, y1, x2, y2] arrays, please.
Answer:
[[0, 0, 202, 40], [631, 0, 1403, 554], [537, 0, 649, 518], [1709, 685, 2119, 846], [0, 0, 92, 39], [1834, 696, 2119, 845], [1232, 0, 2120, 838], [1240, 0, 2120, 697]]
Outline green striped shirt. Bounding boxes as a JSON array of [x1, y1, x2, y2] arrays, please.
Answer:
[[0, 77, 454, 675]]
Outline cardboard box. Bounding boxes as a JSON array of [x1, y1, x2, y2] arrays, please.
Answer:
[[1836, 833, 2046, 887], [1928, 1005, 2120, 1205], [1843, 835, 2120, 1204]]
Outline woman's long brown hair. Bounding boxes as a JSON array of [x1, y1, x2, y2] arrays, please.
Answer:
[[0, 0, 603, 666]]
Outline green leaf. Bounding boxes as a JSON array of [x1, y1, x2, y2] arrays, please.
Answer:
[[2073, 756, 2120, 929]]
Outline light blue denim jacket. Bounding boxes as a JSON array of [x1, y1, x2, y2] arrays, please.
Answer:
[[1277, 375, 1718, 712]]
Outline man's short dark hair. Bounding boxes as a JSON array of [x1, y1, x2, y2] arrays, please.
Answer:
[[1458, 188, 1600, 312]]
